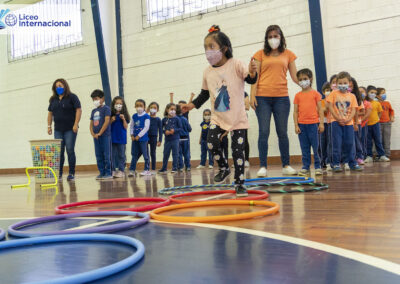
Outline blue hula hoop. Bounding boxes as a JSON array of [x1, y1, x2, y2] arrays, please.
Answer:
[[242, 177, 314, 186], [0, 228, 5, 241], [8, 211, 149, 238], [0, 234, 144, 284]]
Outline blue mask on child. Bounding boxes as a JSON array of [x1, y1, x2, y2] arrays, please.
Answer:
[[381, 94, 387, 101], [56, 87, 65, 95], [361, 93, 366, 99]]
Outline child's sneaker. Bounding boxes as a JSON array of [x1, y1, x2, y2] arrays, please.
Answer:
[[244, 161, 250, 168], [357, 158, 364, 165], [350, 165, 363, 171], [364, 156, 373, 163], [208, 165, 214, 169], [196, 165, 205, 169], [298, 169, 310, 176], [185, 167, 191, 172], [171, 169, 178, 173], [158, 169, 167, 174], [326, 165, 333, 171], [140, 170, 152, 176], [315, 168, 323, 175], [115, 171, 125, 178], [102, 175, 113, 180], [95, 175, 103, 180], [67, 174, 75, 181], [235, 184, 248, 197], [128, 171, 136, 177], [332, 166, 343, 172], [344, 163, 350, 170], [283, 166, 297, 175], [257, 167, 267, 177], [378, 156, 390, 162], [214, 169, 231, 183], [112, 171, 117, 177]]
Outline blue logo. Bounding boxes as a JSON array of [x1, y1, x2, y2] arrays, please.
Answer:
[[0, 9, 10, 29], [5, 13, 17, 27]]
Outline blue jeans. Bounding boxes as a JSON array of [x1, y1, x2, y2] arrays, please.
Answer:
[[130, 141, 149, 171], [354, 125, 363, 160], [200, 140, 213, 166], [361, 125, 368, 158], [298, 124, 321, 170], [331, 122, 356, 168], [255, 96, 290, 168], [179, 139, 191, 169], [148, 135, 158, 170], [318, 123, 329, 167], [94, 135, 111, 176], [367, 123, 385, 157], [161, 139, 179, 171], [325, 123, 333, 166], [54, 130, 77, 176], [112, 143, 126, 171]]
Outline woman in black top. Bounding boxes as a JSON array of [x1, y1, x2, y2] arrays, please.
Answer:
[[47, 79, 82, 181]]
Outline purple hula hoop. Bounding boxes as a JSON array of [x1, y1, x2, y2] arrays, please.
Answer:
[[0, 228, 5, 240], [8, 211, 149, 238]]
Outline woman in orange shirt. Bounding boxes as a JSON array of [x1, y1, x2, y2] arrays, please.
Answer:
[[250, 25, 299, 177]]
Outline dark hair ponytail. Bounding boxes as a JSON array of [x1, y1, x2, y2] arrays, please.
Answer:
[[205, 25, 233, 59]]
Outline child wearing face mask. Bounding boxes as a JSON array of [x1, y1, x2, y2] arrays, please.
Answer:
[[359, 86, 371, 159], [90, 90, 112, 179], [293, 69, 324, 176], [110, 96, 130, 178], [349, 78, 365, 166], [364, 86, 390, 163], [330, 74, 338, 91], [197, 109, 214, 169], [176, 105, 192, 171], [159, 103, 182, 173], [319, 82, 332, 170], [147, 102, 163, 171], [128, 99, 151, 177], [377, 87, 394, 158], [326, 72, 363, 172]]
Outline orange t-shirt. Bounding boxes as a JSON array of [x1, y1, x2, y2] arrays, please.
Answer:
[[294, 90, 322, 124], [368, 101, 383, 126], [252, 49, 297, 97], [361, 100, 371, 127], [356, 102, 365, 125], [379, 101, 394, 123], [326, 90, 358, 126]]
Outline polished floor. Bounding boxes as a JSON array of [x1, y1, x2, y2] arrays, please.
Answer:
[[1, 160, 400, 267]]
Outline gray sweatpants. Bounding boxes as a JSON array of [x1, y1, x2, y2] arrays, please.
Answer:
[[380, 122, 392, 157]]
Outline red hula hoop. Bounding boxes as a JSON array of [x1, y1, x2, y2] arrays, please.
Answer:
[[169, 190, 269, 204]]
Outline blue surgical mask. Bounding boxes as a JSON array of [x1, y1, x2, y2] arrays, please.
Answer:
[[56, 87, 64, 95], [381, 94, 387, 101], [368, 93, 376, 100], [338, 84, 349, 93], [361, 93, 366, 99]]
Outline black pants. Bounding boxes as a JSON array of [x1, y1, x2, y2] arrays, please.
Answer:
[[244, 129, 249, 161], [207, 124, 246, 185]]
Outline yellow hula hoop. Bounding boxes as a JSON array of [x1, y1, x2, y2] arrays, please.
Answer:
[[11, 166, 58, 189], [150, 200, 280, 223]]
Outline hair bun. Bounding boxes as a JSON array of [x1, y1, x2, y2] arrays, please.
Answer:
[[208, 25, 220, 33]]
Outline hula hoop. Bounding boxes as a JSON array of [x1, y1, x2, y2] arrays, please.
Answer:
[[8, 211, 149, 238], [55, 197, 170, 214], [243, 177, 314, 186], [150, 200, 279, 223], [0, 228, 5, 241], [249, 182, 329, 193], [0, 234, 144, 284], [159, 184, 236, 195], [169, 190, 269, 204]]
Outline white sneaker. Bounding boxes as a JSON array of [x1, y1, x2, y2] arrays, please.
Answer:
[[344, 163, 350, 170], [282, 166, 297, 175], [140, 170, 152, 176], [257, 167, 267, 177], [315, 168, 323, 175], [364, 156, 373, 163], [114, 171, 125, 178], [112, 171, 117, 177], [128, 171, 136, 177], [378, 156, 390, 162], [245, 161, 250, 168], [208, 165, 214, 169], [196, 165, 205, 169], [326, 165, 333, 171]]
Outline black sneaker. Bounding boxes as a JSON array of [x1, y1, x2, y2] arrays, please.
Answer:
[[67, 174, 75, 181], [235, 184, 248, 197], [214, 169, 231, 183]]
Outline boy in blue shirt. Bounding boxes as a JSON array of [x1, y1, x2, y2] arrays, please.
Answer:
[[197, 109, 214, 169], [90, 90, 112, 179], [177, 105, 192, 171]]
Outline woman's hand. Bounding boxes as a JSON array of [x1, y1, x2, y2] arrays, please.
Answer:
[[295, 125, 301, 134], [250, 96, 258, 110], [47, 126, 52, 135], [157, 141, 161, 147], [181, 103, 195, 113], [73, 125, 78, 133]]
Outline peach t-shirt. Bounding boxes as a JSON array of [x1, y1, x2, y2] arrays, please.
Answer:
[[293, 89, 322, 124], [252, 49, 297, 97], [326, 90, 358, 126], [202, 58, 249, 131]]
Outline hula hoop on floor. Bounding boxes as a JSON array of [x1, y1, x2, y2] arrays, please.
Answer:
[[0, 234, 144, 284], [242, 177, 314, 186], [159, 184, 237, 195], [55, 197, 170, 214], [249, 182, 329, 193], [8, 211, 150, 238], [169, 190, 269, 204], [0, 228, 5, 241], [150, 200, 279, 223]]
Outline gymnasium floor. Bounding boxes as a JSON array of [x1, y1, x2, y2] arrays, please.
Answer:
[[1, 161, 400, 283]]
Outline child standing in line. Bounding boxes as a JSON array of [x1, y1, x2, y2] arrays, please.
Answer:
[[181, 25, 258, 196], [359, 86, 372, 159], [377, 87, 394, 158], [326, 71, 362, 172], [110, 96, 130, 178], [197, 109, 214, 169], [169, 92, 195, 120], [159, 103, 182, 173], [293, 68, 324, 176], [319, 82, 331, 170], [364, 86, 390, 162], [128, 99, 151, 177], [147, 102, 163, 171], [177, 105, 192, 171], [90, 90, 112, 179], [349, 78, 365, 166]]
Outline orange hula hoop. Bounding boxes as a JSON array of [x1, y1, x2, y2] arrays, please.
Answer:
[[169, 190, 269, 204], [150, 200, 279, 223]]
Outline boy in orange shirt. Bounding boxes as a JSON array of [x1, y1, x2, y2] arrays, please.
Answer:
[[377, 87, 394, 157], [326, 72, 363, 172], [293, 69, 324, 176]]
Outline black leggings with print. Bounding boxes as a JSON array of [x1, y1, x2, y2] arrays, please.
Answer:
[[207, 124, 246, 185]]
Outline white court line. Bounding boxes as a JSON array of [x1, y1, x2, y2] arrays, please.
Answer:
[[64, 216, 136, 231], [196, 193, 232, 201]]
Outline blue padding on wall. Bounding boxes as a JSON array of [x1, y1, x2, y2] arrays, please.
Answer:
[[115, 0, 124, 98]]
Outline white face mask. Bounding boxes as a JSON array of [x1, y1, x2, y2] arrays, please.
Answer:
[[150, 108, 157, 114], [136, 107, 144, 114], [299, 79, 310, 89], [115, 104, 122, 111], [169, 110, 176, 116], [93, 100, 101, 108], [324, 91, 331, 96], [368, 93, 376, 100], [268, 38, 280, 49], [204, 115, 211, 120]]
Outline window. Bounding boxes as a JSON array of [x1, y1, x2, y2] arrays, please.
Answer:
[[7, 0, 82, 62], [142, 0, 256, 28]]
